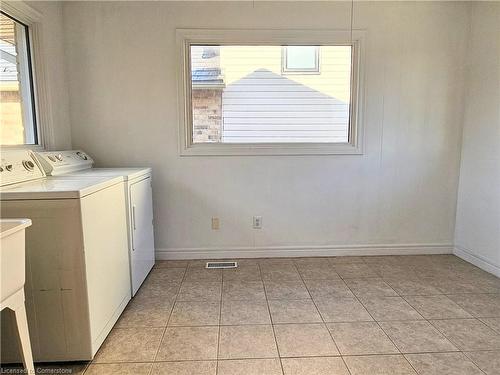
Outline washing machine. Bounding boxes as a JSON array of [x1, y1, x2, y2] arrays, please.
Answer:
[[0, 150, 130, 361], [35, 150, 155, 296]]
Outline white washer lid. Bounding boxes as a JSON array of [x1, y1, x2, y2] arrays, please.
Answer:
[[0, 176, 124, 200], [61, 167, 152, 181]]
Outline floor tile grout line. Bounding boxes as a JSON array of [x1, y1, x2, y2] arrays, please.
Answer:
[[427, 316, 500, 353], [340, 277, 420, 372], [216, 269, 225, 375], [341, 277, 489, 374], [92, 317, 500, 327], [81, 361, 91, 374], [171, 347, 476, 358], [461, 351, 491, 375], [7, 337, 499, 365], [398, 287, 493, 353], [382, 276, 443, 297], [479, 317, 500, 334], [297, 261, 353, 375], [76, 348, 500, 366], [400, 294, 472, 321], [353, 292, 428, 323], [258, 261, 286, 375], [379, 317, 459, 353], [83, 267, 187, 374], [402, 351, 488, 375], [348, 287, 430, 375], [148, 265, 188, 374], [397, 294, 465, 352]]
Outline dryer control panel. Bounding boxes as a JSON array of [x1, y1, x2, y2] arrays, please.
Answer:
[[35, 150, 94, 175], [0, 150, 45, 187]]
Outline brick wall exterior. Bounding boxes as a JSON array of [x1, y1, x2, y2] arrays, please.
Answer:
[[192, 88, 223, 143]]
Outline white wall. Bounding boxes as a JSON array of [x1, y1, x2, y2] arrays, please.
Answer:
[[62, 1, 469, 259], [454, 3, 500, 276], [26, 1, 72, 149]]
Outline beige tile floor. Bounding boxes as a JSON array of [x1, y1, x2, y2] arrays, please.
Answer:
[[2, 255, 500, 374]]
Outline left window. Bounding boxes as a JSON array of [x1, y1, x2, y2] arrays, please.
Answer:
[[0, 11, 37, 145]]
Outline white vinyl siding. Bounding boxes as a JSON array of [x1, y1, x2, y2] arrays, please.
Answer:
[[221, 47, 351, 143]]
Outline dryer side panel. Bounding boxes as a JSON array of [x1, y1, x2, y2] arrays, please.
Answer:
[[80, 182, 130, 355]]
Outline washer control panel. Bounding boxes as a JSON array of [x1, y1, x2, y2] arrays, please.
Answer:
[[35, 150, 94, 175], [0, 150, 45, 187]]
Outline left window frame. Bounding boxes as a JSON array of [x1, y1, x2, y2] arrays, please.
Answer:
[[1, 2, 49, 150]]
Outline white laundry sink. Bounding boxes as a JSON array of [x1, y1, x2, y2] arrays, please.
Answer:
[[1, 219, 32, 304]]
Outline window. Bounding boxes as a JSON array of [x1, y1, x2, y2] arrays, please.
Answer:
[[0, 11, 37, 145], [282, 46, 320, 73], [178, 29, 364, 155]]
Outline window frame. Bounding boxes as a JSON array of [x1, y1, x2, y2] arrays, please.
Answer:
[[1, 2, 52, 150], [281, 46, 320, 75], [176, 28, 365, 156]]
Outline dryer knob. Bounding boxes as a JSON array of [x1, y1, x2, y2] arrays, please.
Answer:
[[55, 154, 63, 161], [48, 156, 56, 162], [5, 164, 13, 171], [76, 152, 88, 160], [22, 160, 35, 171]]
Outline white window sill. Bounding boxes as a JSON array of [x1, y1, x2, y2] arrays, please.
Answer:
[[179, 142, 363, 156]]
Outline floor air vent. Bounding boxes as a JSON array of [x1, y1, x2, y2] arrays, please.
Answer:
[[206, 261, 238, 269]]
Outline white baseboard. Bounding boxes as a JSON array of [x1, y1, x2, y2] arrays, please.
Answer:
[[156, 243, 453, 260], [453, 245, 500, 277]]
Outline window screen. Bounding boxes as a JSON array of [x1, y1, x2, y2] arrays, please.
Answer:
[[189, 44, 352, 144]]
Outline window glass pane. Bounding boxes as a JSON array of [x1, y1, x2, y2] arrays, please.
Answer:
[[190, 44, 352, 144], [285, 46, 318, 70], [0, 12, 37, 145]]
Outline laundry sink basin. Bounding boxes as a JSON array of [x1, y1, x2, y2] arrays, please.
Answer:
[[1, 219, 32, 304]]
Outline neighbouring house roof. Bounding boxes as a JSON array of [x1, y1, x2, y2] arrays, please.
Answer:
[[0, 51, 18, 82], [192, 68, 224, 88], [191, 46, 225, 89]]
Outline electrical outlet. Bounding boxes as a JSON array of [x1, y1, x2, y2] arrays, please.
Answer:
[[253, 216, 262, 229], [211, 217, 220, 230]]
